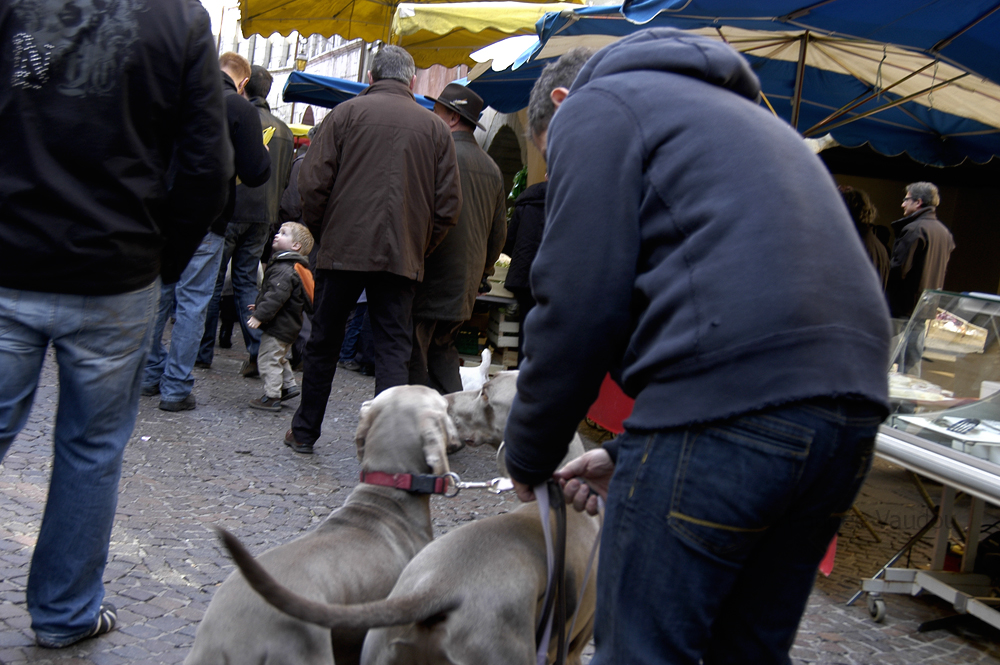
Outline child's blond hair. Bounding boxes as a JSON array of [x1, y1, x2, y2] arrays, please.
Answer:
[[282, 222, 314, 256]]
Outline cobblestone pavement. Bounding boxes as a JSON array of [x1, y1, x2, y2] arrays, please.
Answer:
[[1, 336, 999, 664]]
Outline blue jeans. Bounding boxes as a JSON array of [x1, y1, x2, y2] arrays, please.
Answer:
[[339, 303, 368, 362], [198, 222, 269, 365], [144, 232, 224, 401], [0, 282, 158, 643], [593, 397, 882, 665]]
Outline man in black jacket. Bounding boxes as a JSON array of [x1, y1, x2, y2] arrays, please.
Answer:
[[199, 64, 294, 375], [0, 0, 231, 648], [142, 52, 271, 411], [886, 181, 955, 318]]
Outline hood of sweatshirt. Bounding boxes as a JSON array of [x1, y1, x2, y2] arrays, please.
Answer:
[[572, 27, 761, 103]]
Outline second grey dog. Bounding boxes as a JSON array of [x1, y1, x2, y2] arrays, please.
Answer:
[[185, 385, 458, 665]]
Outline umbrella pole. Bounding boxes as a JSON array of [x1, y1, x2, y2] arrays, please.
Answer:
[[809, 72, 969, 135], [803, 61, 938, 136], [790, 32, 809, 130]]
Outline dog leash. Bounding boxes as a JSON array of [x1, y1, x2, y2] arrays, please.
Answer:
[[358, 470, 514, 496], [535, 480, 568, 665]]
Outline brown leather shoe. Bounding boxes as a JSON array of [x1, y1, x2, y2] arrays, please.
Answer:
[[284, 429, 313, 454]]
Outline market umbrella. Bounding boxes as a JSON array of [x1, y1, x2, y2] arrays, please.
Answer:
[[237, 0, 576, 44], [282, 70, 436, 110], [469, 1, 1000, 166], [390, 1, 582, 68]]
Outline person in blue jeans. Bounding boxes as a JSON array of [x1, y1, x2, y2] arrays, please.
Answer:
[[142, 52, 271, 411], [0, 0, 231, 648], [338, 292, 368, 371], [503, 33, 891, 665], [198, 64, 294, 376]]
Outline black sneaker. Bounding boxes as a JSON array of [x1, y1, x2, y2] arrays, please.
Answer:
[[337, 360, 362, 372], [36, 602, 118, 648], [194, 361, 211, 369], [284, 429, 313, 454], [249, 395, 282, 412], [140, 383, 160, 397], [280, 386, 301, 401], [159, 394, 196, 412], [240, 357, 259, 378]]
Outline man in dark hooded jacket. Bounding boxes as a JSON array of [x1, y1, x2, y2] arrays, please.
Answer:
[[504, 30, 891, 665]]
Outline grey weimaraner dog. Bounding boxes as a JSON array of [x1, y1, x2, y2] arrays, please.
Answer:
[[185, 385, 458, 665], [221, 372, 601, 665]]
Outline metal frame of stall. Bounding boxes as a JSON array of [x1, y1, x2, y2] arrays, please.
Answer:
[[853, 426, 1000, 628]]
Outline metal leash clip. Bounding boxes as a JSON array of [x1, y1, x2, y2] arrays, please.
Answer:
[[443, 472, 515, 497]]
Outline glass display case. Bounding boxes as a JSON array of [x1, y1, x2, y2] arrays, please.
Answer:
[[886, 290, 1000, 470], [862, 290, 1000, 629]]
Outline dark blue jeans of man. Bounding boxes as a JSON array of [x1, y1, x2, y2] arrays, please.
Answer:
[[198, 222, 270, 365], [592, 397, 882, 665], [0, 282, 158, 645]]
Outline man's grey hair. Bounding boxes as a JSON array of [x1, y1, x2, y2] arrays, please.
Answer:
[[245, 65, 273, 99], [527, 47, 594, 140], [906, 181, 940, 207], [370, 45, 416, 85]]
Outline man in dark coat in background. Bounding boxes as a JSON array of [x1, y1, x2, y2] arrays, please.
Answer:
[[886, 181, 955, 318], [409, 83, 507, 394], [839, 185, 889, 290], [199, 64, 294, 374], [502, 179, 547, 360], [0, 0, 231, 647], [142, 52, 271, 411]]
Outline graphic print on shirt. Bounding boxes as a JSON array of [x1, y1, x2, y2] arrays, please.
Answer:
[[10, 0, 147, 96]]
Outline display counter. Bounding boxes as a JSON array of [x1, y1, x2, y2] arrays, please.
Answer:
[[860, 290, 1000, 628]]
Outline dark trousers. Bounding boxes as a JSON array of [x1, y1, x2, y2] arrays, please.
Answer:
[[292, 269, 416, 446], [593, 397, 882, 665], [218, 294, 238, 346], [409, 318, 464, 395]]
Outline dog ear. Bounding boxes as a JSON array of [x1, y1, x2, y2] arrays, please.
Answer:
[[354, 398, 377, 461], [420, 411, 454, 476]]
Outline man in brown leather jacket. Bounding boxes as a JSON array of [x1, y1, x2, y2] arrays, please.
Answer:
[[285, 45, 462, 454]]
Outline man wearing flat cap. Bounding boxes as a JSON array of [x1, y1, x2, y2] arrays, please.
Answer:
[[409, 83, 507, 394]]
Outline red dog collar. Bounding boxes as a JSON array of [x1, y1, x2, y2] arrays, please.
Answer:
[[360, 470, 450, 495]]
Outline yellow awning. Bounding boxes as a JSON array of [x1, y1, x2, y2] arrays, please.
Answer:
[[287, 123, 313, 137], [239, 0, 577, 47], [390, 2, 582, 69]]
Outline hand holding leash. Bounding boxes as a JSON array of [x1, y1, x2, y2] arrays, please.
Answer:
[[554, 448, 614, 516]]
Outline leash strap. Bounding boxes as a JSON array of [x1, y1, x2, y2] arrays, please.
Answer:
[[358, 470, 449, 494], [568, 496, 604, 641], [536, 482, 554, 665], [535, 480, 568, 665]]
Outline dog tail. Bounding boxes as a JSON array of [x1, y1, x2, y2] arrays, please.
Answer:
[[218, 528, 461, 630]]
